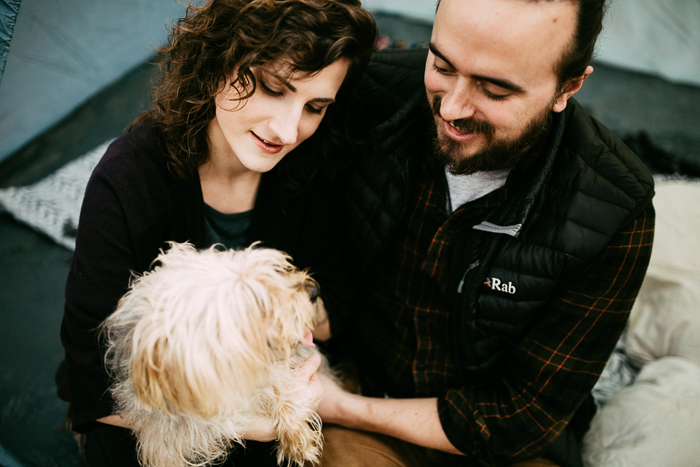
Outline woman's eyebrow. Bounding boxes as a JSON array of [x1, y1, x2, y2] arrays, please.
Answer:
[[267, 71, 336, 103], [268, 72, 298, 92], [310, 97, 336, 103]]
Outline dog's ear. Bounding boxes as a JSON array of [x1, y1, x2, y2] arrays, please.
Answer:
[[130, 333, 228, 418], [130, 334, 189, 414]]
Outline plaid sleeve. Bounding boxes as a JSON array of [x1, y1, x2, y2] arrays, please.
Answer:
[[438, 203, 656, 464]]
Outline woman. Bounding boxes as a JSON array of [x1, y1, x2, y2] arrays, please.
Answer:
[[58, 0, 377, 465]]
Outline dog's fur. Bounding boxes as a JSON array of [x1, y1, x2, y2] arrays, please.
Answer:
[[101, 242, 329, 467]]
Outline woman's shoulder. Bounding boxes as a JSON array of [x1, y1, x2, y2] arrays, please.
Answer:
[[92, 121, 171, 185], [84, 121, 189, 216], [100, 121, 165, 166]]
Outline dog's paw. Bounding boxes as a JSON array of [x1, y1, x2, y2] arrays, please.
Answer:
[[275, 413, 323, 466]]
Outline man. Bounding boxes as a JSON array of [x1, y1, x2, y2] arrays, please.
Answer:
[[315, 0, 655, 466]]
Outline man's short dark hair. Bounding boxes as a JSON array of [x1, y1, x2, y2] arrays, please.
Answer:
[[555, 0, 607, 89]]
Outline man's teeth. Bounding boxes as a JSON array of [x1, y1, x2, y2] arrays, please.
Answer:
[[449, 121, 457, 128]]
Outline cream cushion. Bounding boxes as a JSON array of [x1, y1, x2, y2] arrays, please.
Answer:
[[625, 179, 700, 367], [582, 356, 700, 467]]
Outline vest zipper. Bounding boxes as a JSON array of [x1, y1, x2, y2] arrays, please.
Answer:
[[457, 260, 480, 294]]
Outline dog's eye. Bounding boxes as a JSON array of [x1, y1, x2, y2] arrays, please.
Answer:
[[305, 283, 319, 303]]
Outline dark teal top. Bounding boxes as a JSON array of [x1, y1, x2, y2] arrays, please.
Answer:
[[202, 203, 253, 250]]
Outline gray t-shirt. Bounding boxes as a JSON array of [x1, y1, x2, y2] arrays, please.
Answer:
[[445, 167, 512, 214]]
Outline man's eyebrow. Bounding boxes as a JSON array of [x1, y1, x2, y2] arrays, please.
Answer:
[[429, 42, 456, 71], [267, 71, 336, 103], [472, 74, 525, 94], [428, 42, 525, 94]]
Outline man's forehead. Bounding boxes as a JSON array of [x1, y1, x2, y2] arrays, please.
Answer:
[[433, 0, 577, 45], [432, 0, 577, 85], [435, 0, 578, 16]]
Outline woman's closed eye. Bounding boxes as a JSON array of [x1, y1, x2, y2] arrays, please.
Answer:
[[256, 69, 334, 115], [259, 78, 284, 97], [305, 104, 326, 115]]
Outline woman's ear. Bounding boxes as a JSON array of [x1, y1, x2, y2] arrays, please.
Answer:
[[553, 65, 594, 113]]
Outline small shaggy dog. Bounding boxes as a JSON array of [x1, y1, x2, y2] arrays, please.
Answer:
[[101, 242, 329, 467]]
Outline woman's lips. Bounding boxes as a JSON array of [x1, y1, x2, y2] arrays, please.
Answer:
[[442, 119, 478, 143], [251, 132, 284, 154]]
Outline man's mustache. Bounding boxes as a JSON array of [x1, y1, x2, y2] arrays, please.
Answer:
[[431, 95, 495, 139]]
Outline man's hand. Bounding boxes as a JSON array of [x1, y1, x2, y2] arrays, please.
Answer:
[[316, 371, 353, 424], [316, 373, 462, 455], [296, 351, 324, 408]]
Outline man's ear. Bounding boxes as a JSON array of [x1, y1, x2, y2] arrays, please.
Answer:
[[552, 65, 594, 113]]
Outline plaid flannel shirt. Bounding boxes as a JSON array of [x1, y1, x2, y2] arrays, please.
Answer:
[[358, 161, 655, 464]]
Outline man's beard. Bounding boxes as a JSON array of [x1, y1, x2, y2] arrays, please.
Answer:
[[430, 95, 552, 175]]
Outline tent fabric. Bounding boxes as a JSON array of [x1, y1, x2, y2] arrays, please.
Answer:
[[1, 0, 698, 166], [0, 0, 187, 164], [0, 0, 21, 84], [596, 0, 700, 87], [363, 0, 700, 87]]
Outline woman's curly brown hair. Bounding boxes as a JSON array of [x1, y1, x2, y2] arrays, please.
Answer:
[[135, 0, 377, 190]]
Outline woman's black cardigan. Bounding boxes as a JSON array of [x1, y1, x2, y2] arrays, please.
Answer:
[[60, 122, 349, 431]]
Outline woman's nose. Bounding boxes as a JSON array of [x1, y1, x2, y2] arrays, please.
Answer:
[[269, 104, 302, 145]]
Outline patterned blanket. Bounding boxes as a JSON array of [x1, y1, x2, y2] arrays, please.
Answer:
[[0, 140, 112, 250]]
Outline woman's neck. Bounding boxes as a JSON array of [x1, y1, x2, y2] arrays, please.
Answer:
[[199, 159, 261, 214], [199, 125, 261, 214]]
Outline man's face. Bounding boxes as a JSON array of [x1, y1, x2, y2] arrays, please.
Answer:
[[425, 0, 579, 174]]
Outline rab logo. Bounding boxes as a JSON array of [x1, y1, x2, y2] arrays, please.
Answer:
[[484, 277, 516, 294]]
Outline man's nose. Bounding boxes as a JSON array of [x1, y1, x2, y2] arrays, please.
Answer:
[[438, 78, 476, 122]]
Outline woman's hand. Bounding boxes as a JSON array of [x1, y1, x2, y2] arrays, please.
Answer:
[[97, 414, 129, 428]]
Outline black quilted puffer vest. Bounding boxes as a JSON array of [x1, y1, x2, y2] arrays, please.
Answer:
[[344, 75, 655, 384], [446, 99, 655, 381]]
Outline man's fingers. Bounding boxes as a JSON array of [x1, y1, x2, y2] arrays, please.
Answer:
[[297, 352, 322, 381]]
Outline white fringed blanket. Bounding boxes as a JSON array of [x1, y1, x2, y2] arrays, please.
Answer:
[[0, 140, 112, 250]]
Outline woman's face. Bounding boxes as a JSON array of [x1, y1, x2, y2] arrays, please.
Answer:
[[207, 59, 349, 174]]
